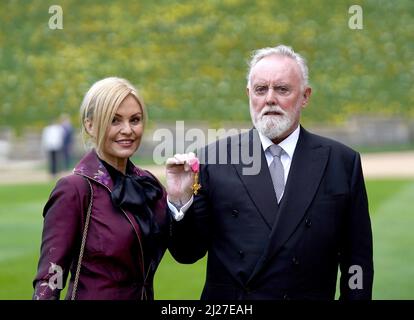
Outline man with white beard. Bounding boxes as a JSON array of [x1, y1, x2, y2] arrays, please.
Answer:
[[166, 45, 374, 300]]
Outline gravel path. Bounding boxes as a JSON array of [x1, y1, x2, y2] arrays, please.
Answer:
[[1, 151, 414, 185], [361, 151, 414, 179]]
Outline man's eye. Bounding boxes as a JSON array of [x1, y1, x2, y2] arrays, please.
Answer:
[[277, 86, 289, 94], [254, 86, 267, 95]]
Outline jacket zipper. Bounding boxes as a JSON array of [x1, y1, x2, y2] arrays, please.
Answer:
[[77, 174, 146, 279]]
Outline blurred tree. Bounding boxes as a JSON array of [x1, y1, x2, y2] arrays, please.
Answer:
[[1, 0, 413, 133]]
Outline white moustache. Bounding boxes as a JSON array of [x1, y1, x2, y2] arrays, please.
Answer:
[[259, 105, 286, 118]]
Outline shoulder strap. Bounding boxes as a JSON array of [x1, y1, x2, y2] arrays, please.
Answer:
[[71, 178, 93, 300]]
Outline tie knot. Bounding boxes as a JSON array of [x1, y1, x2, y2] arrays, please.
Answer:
[[268, 144, 284, 158]]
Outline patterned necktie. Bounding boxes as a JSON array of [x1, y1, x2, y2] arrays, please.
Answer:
[[268, 144, 285, 203]]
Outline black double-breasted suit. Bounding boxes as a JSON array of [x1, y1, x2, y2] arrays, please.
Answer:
[[169, 127, 373, 300]]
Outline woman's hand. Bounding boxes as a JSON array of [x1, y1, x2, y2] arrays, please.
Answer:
[[165, 152, 199, 207]]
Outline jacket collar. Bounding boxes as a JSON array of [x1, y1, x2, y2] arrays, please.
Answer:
[[246, 126, 330, 285], [73, 149, 147, 191], [231, 128, 278, 228]]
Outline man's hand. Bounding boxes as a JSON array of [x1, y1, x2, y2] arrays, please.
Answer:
[[166, 152, 199, 207]]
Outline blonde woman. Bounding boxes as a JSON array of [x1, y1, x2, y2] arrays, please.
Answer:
[[33, 77, 169, 300]]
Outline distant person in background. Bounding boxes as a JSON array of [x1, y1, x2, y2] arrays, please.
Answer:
[[60, 113, 74, 170], [41, 120, 64, 178], [33, 77, 169, 300]]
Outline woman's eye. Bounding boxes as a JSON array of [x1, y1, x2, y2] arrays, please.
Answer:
[[111, 118, 120, 124], [131, 117, 141, 124]]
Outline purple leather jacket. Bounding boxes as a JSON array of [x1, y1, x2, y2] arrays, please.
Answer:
[[33, 150, 169, 300]]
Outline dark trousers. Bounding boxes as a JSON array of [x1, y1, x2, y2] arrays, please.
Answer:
[[62, 146, 71, 170], [48, 150, 59, 176]]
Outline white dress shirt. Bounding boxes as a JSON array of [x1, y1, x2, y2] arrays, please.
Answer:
[[167, 195, 193, 221], [168, 126, 301, 220], [258, 125, 300, 187]]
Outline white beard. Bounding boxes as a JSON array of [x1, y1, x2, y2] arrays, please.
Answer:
[[251, 105, 298, 140]]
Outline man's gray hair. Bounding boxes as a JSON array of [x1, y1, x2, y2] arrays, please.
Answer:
[[246, 45, 309, 89]]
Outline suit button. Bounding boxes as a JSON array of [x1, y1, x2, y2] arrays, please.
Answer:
[[232, 209, 239, 217], [238, 250, 244, 259], [305, 218, 312, 227], [292, 256, 299, 265]]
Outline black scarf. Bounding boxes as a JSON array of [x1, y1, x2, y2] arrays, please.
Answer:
[[100, 159, 162, 238]]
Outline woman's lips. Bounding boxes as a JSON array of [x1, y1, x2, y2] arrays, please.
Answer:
[[116, 139, 134, 147]]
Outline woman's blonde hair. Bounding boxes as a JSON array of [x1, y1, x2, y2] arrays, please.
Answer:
[[80, 77, 146, 151]]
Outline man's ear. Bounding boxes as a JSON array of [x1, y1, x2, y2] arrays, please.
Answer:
[[246, 86, 250, 97], [301, 87, 312, 108], [84, 119, 95, 137]]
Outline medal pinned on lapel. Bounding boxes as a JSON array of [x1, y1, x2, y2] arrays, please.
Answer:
[[188, 156, 201, 195]]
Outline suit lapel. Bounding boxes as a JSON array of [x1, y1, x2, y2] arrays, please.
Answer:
[[231, 129, 279, 229], [269, 128, 330, 258], [247, 128, 330, 284]]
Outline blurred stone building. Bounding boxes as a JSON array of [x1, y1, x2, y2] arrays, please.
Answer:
[[0, 116, 413, 164]]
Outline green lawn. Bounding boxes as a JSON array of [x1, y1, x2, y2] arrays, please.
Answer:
[[0, 179, 413, 299]]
